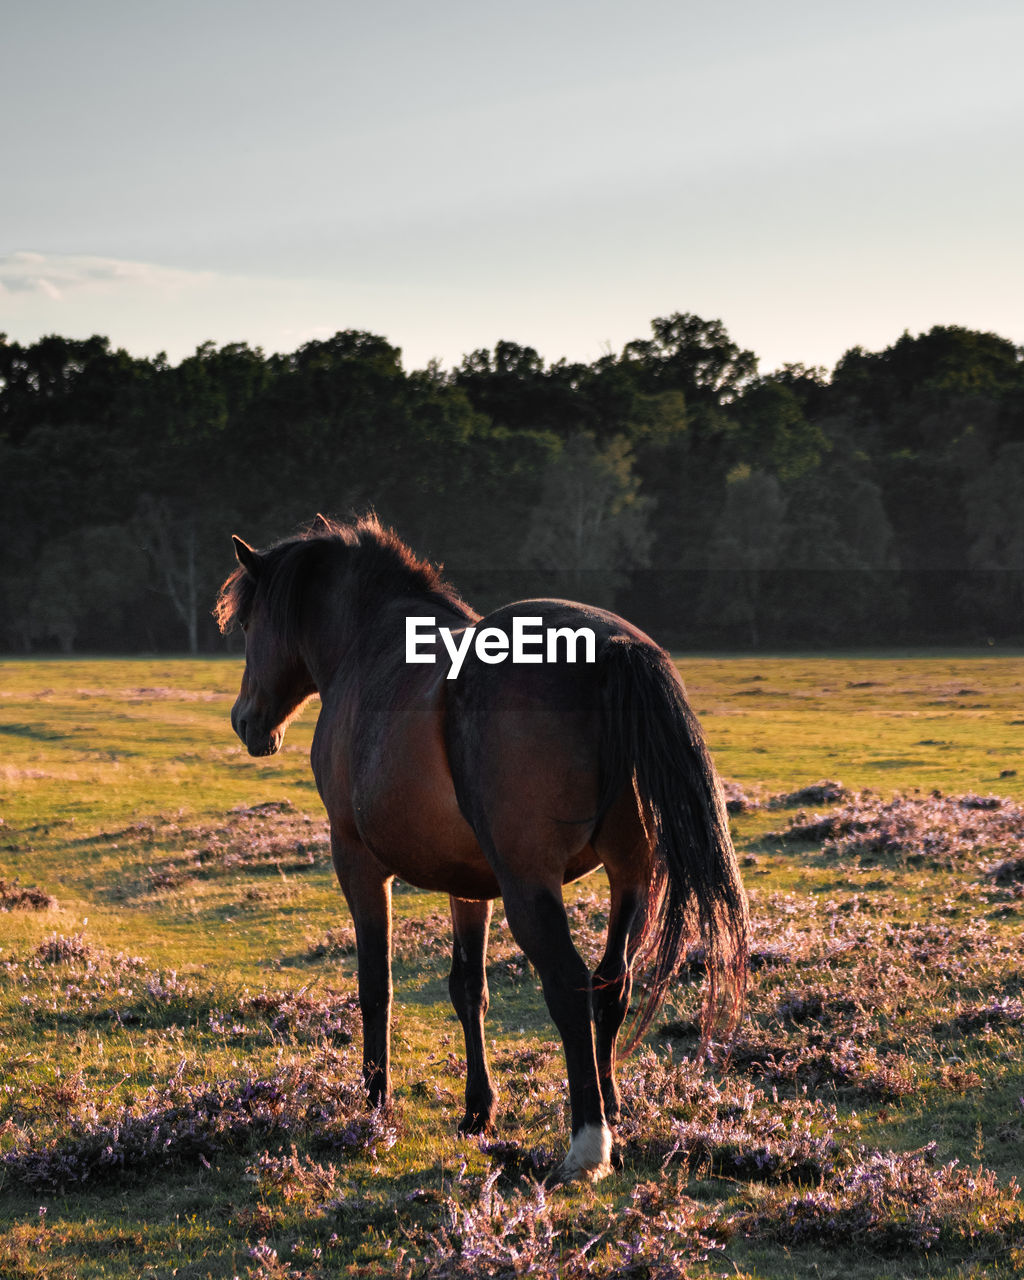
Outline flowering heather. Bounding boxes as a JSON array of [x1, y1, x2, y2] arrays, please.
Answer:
[[494, 1044, 559, 1083], [224, 987, 357, 1045], [391, 912, 452, 963], [661, 888, 1022, 1107], [769, 780, 851, 808], [947, 996, 1024, 1035], [72, 685, 223, 702], [748, 943, 798, 970], [719, 777, 849, 815], [248, 1144, 339, 1202], [488, 1059, 565, 1134], [12, 955, 356, 1046], [744, 1145, 1024, 1255], [1, 1051, 396, 1192], [721, 779, 761, 814], [563, 891, 611, 968], [487, 955, 531, 985], [0, 878, 57, 911], [10, 960, 202, 1027], [774, 790, 1024, 868], [306, 910, 530, 970], [103, 802, 331, 897], [726, 1032, 917, 1102], [303, 926, 357, 961], [244, 1240, 301, 1280], [416, 1166, 722, 1278], [988, 856, 1024, 885], [3, 1068, 97, 1129], [774, 986, 865, 1027], [595, 1181, 724, 1279], [477, 1138, 562, 1181], [614, 1052, 850, 1184], [31, 932, 143, 969]]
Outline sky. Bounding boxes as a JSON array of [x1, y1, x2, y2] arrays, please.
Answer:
[[2, 0, 1022, 375]]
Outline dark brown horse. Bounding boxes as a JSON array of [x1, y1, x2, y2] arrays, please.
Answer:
[[215, 514, 747, 1180]]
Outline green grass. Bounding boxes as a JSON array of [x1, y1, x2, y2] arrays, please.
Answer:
[[1, 654, 1023, 1278]]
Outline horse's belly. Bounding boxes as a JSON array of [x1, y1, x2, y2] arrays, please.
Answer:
[[364, 787, 602, 899], [371, 828, 599, 900], [360, 773, 501, 899], [390, 849, 502, 899]]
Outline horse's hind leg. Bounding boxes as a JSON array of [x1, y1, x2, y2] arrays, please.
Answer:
[[448, 895, 496, 1134], [592, 791, 656, 1125], [592, 879, 646, 1125], [500, 880, 612, 1181]]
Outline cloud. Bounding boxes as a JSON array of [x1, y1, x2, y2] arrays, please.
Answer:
[[0, 250, 371, 364], [0, 251, 215, 300]]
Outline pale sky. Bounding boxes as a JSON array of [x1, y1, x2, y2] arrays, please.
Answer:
[[2, 0, 1021, 375]]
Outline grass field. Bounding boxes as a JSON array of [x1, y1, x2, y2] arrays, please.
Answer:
[[1, 653, 1023, 1279]]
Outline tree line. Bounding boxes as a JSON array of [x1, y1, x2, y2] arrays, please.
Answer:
[[2, 314, 1022, 653]]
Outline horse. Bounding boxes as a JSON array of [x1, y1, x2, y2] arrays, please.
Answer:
[[214, 514, 748, 1181]]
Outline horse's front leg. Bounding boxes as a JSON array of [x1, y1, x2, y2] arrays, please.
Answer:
[[332, 842, 394, 1107], [448, 895, 496, 1134]]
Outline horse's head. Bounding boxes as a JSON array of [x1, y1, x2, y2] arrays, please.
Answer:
[[220, 535, 317, 757]]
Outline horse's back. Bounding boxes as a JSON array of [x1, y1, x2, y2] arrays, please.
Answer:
[[479, 598, 654, 644], [450, 596, 665, 715]]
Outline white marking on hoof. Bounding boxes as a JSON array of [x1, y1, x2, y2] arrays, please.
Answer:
[[555, 1123, 613, 1182]]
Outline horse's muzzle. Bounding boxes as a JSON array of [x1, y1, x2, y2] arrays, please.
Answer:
[[232, 706, 281, 757], [244, 721, 282, 757]]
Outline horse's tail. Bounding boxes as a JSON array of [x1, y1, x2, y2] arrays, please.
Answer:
[[598, 637, 748, 1054]]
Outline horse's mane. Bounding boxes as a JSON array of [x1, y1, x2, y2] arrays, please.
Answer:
[[213, 514, 470, 637]]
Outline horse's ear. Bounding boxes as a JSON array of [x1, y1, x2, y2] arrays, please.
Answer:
[[232, 536, 263, 579]]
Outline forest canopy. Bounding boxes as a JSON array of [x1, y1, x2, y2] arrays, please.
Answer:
[[2, 315, 1022, 652]]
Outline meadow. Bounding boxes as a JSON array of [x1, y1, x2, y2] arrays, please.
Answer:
[[1, 653, 1023, 1279]]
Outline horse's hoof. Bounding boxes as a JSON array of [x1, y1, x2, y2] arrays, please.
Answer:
[[457, 1113, 494, 1137], [548, 1123, 613, 1184], [548, 1157, 613, 1185]]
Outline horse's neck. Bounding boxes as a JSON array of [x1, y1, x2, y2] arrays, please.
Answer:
[[308, 588, 472, 698]]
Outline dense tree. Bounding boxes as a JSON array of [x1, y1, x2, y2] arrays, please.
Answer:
[[0, 333, 144, 447], [520, 434, 652, 606], [23, 525, 148, 652], [965, 442, 1024, 571], [956, 442, 1024, 635], [702, 467, 787, 647], [730, 379, 826, 482], [2, 317, 1022, 651], [771, 449, 902, 643], [621, 313, 758, 410]]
